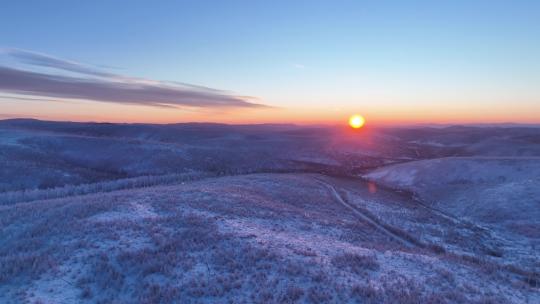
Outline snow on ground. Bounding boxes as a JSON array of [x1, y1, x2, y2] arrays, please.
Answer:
[[365, 157, 540, 272], [1, 173, 537, 303], [88, 201, 157, 223], [365, 157, 540, 224]]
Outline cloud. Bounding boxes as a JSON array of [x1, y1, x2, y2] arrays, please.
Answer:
[[0, 49, 266, 109], [5, 48, 117, 78], [0, 66, 265, 108]]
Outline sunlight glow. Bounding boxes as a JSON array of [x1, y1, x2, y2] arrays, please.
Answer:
[[348, 114, 365, 129]]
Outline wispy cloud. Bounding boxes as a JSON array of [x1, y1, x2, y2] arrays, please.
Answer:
[[5, 48, 117, 78], [0, 48, 266, 109]]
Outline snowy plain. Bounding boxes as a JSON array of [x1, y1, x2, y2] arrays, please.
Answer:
[[0, 119, 538, 303]]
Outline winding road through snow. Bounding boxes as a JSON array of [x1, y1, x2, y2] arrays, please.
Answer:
[[317, 179, 418, 248]]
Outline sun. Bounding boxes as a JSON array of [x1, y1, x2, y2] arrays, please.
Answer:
[[348, 114, 365, 129]]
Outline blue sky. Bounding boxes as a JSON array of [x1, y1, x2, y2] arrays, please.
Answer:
[[1, 1, 539, 123]]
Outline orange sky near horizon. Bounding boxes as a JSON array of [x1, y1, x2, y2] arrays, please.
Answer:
[[2, 97, 539, 126]]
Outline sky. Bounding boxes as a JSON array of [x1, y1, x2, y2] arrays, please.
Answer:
[[1, 0, 539, 125]]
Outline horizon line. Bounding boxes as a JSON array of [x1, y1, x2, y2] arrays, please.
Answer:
[[2, 117, 540, 128]]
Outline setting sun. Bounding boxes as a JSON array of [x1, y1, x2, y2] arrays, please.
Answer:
[[349, 114, 365, 129]]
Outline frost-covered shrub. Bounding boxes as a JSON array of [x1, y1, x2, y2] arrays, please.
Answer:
[[280, 285, 304, 302], [138, 283, 179, 304], [0, 252, 56, 283], [331, 252, 379, 274], [306, 286, 333, 303]]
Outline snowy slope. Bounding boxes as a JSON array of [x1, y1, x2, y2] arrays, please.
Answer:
[[365, 157, 540, 235], [1, 173, 537, 303], [365, 158, 540, 287]]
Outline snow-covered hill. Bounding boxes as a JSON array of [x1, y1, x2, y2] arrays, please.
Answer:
[[1, 120, 539, 303], [1, 174, 537, 303], [365, 157, 540, 227]]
